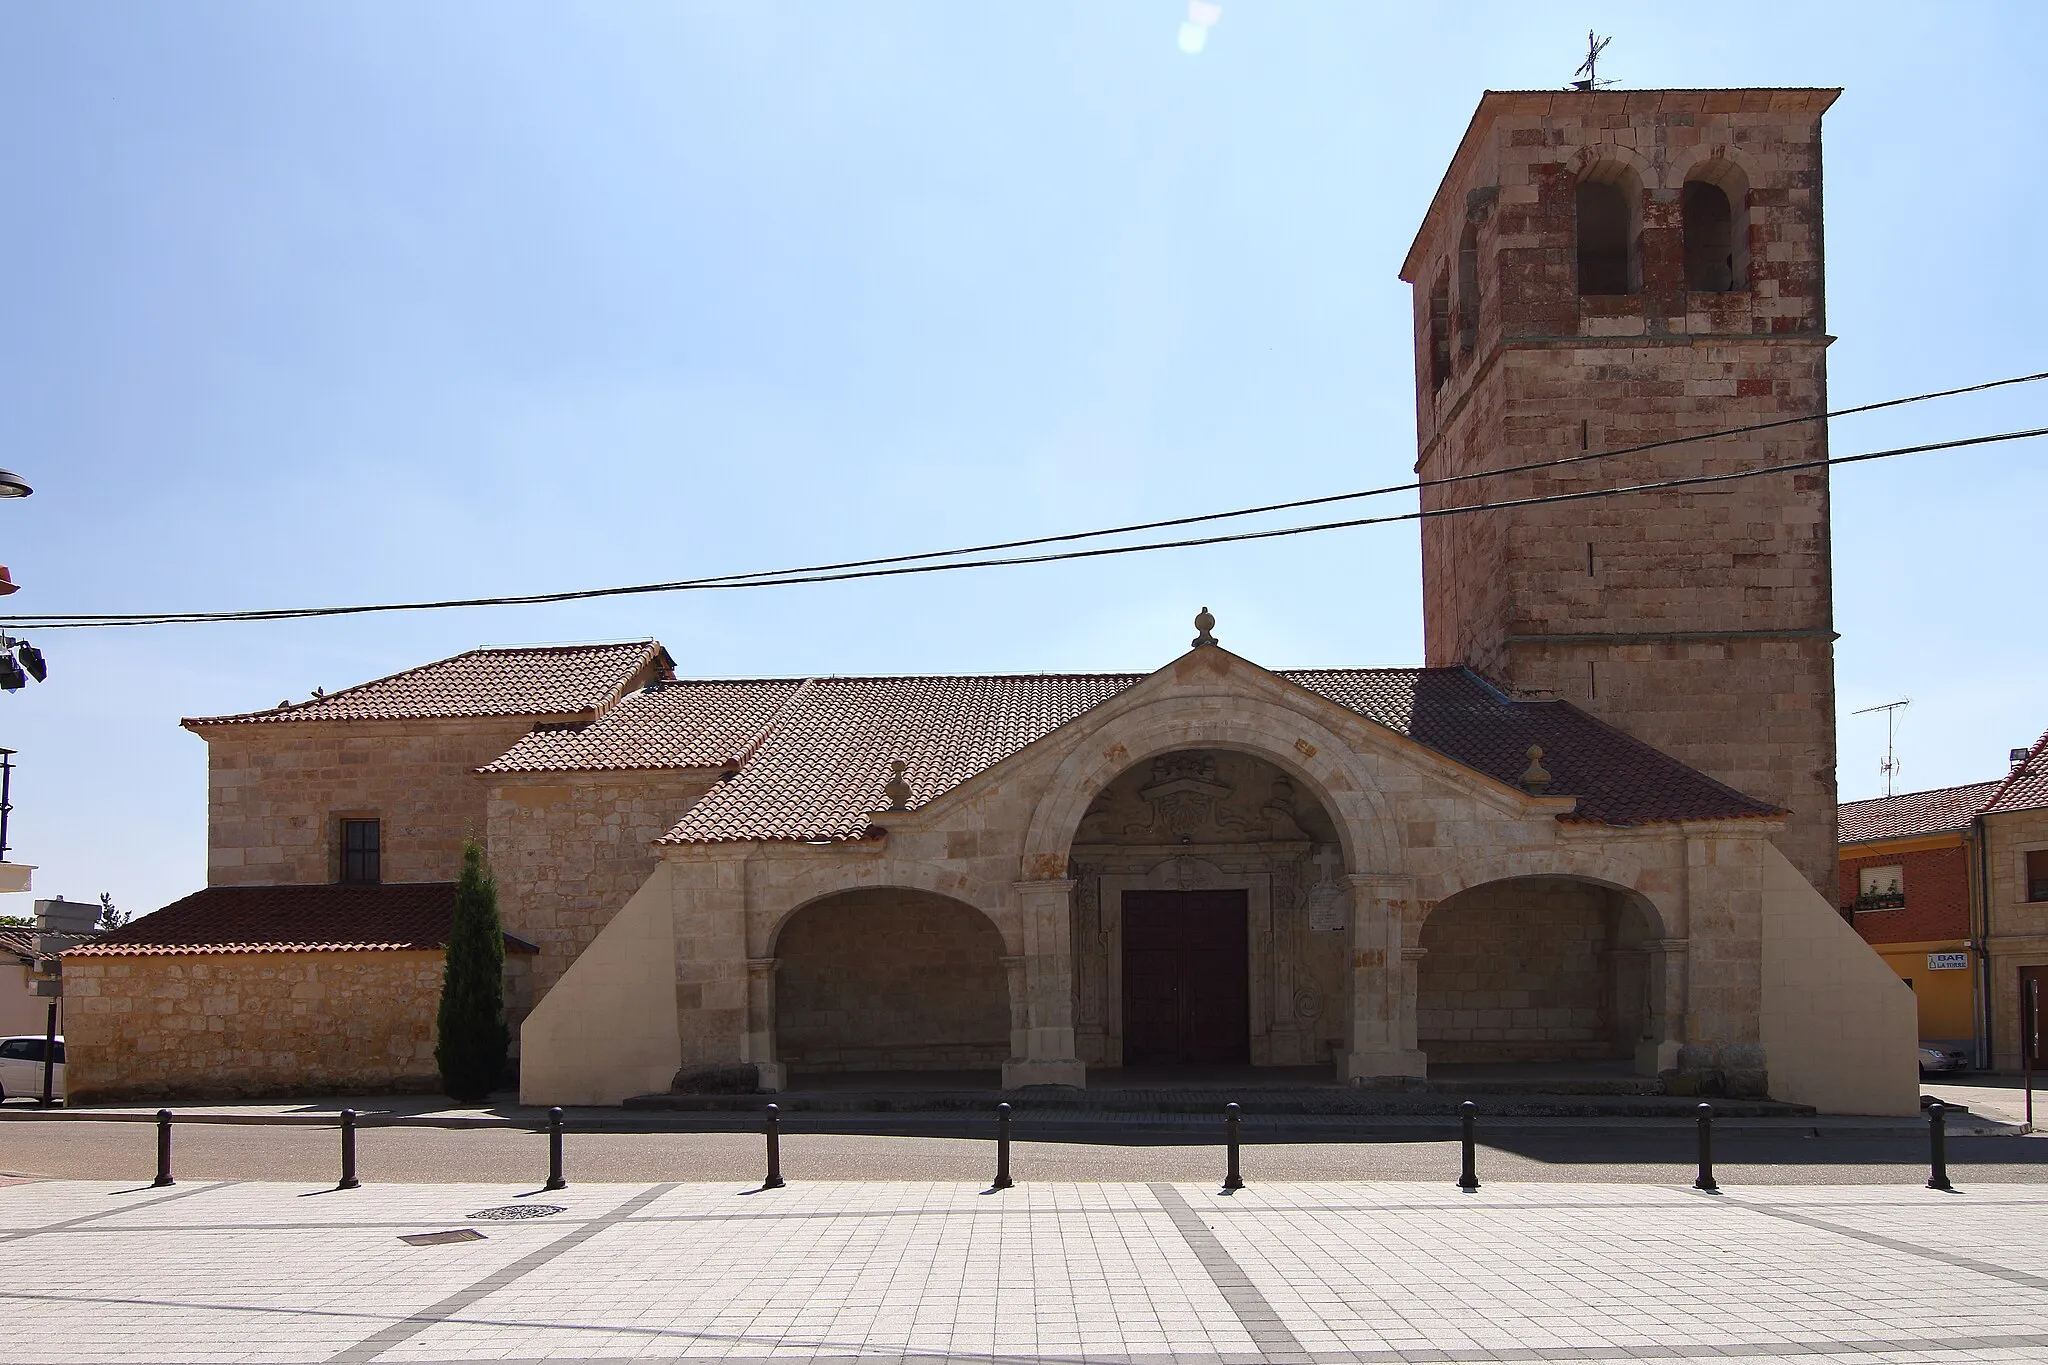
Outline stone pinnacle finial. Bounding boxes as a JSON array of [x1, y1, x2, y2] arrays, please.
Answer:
[[1520, 745, 1552, 795], [883, 758, 913, 812], [1192, 607, 1218, 648]]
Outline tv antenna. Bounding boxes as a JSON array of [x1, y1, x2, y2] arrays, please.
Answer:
[[1570, 32, 1614, 91], [1853, 698, 1911, 797]]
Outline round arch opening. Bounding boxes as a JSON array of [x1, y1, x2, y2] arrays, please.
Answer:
[[1065, 746, 1351, 1072], [774, 887, 1009, 1078], [1416, 875, 1658, 1072]]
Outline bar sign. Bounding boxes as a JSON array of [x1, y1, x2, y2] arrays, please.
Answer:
[[1927, 952, 1969, 971]]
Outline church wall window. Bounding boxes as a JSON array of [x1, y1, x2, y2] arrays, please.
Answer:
[[1683, 180, 1738, 290], [1574, 169, 1639, 296], [339, 817, 381, 885], [1428, 267, 1452, 391]]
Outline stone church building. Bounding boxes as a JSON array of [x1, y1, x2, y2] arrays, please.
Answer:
[[65, 86, 1916, 1114]]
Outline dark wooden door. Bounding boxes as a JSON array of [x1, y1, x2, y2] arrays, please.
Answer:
[[1121, 890, 1250, 1066], [2023, 968, 2048, 1070]]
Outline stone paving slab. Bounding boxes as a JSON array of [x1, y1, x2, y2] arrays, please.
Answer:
[[0, 1179, 2042, 1363]]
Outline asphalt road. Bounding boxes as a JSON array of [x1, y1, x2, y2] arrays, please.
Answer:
[[3, 1119, 2045, 1187]]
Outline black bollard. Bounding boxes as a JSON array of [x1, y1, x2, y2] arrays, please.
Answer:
[[1927, 1100, 1953, 1191], [1458, 1100, 1480, 1192], [338, 1108, 361, 1190], [992, 1102, 1014, 1191], [1693, 1102, 1718, 1193], [1222, 1101, 1244, 1192], [762, 1103, 785, 1190], [545, 1106, 567, 1192], [152, 1110, 175, 1188]]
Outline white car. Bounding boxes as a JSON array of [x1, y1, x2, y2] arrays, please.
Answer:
[[0, 1035, 64, 1102]]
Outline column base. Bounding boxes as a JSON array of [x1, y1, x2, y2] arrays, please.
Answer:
[[1002, 1058, 1086, 1090], [1635, 1040, 1681, 1077], [753, 1061, 786, 1093], [1339, 1048, 1428, 1084]]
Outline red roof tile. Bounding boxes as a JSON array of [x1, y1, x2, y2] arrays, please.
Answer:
[[1838, 781, 2005, 844], [65, 884, 538, 957], [184, 642, 667, 727], [481, 678, 805, 774], [1984, 728, 2048, 817], [0, 928, 38, 963], [655, 665, 1779, 844]]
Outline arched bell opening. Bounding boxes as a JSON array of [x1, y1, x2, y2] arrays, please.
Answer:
[[1416, 876, 1662, 1082], [1064, 746, 1352, 1076], [772, 887, 1010, 1085]]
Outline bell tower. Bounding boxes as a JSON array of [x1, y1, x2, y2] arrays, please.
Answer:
[[1401, 88, 1841, 895]]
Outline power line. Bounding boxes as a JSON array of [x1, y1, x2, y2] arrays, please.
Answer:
[[11, 421, 2044, 630]]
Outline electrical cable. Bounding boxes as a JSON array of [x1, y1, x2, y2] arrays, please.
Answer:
[[9, 421, 2044, 630]]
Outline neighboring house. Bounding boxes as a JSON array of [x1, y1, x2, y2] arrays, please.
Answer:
[[1837, 734, 2048, 1072], [1839, 782, 2001, 1049], [1982, 731, 2048, 1073], [0, 927, 51, 1038]]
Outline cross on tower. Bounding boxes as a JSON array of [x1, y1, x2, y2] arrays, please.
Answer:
[[1570, 32, 1613, 91]]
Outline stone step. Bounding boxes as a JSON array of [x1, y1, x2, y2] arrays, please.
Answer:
[[623, 1088, 1812, 1119]]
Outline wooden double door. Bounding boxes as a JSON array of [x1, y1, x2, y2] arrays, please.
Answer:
[[1120, 890, 1250, 1066]]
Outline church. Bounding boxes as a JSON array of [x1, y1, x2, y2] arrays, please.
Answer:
[[63, 86, 1917, 1115]]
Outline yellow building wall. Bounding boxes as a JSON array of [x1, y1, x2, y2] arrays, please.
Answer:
[[1872, 941, 1975, 1041]]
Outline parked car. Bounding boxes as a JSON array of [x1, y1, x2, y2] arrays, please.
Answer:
[[0, 1035, 63, 1102], [1918, 1044, 1969, 1079]]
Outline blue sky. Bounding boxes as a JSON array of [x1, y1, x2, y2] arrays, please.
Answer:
[[2, 3, 2044, 917]]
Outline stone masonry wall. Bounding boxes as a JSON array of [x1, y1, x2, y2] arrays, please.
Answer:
[[1985, 806, 2048, 1070], [487, 771, 715, 1001], [1416, 877, 1646, 1063], [1406, 91, 1839, 899], [774, 889, 1010, 1072], [64, 951, 452, 1102], [198, 719, 534, 887]]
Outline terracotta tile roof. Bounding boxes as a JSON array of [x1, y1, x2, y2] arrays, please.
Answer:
[[0, 928, 37, 962], [665, 674, 1143, 843], [481, 679, 806, 774], [655, 665, 1779, 844], [1984, 728, 2048, 817], [65, 884, 539, 957], [1838, 781, 2005, 844], [184, 641, 668, 727]]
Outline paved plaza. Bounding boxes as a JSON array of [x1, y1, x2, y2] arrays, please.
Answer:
[[0, 1174, 2043, 1364]]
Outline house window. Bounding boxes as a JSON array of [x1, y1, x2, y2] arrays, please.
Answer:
[[2028, 849, 2048, 902], [340, 819, 381, 885], [1855, 864, 1905, 912]]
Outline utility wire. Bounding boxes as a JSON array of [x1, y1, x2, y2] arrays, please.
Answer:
[[11, 422, 2045, 630]]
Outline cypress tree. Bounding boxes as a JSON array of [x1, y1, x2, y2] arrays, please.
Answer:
[[436, 839, 509, 1103]]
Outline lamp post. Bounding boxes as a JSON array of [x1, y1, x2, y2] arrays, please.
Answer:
[[0, 471, 30, 499]]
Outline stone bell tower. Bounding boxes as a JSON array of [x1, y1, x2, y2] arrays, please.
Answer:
[[1401, 88, 1841, 895]]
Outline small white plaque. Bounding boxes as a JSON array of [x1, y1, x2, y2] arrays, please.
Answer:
[[1927, 952, 1969, 971], [1305, 884, 1346, 932]]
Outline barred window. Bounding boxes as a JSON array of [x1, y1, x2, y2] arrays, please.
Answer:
[[340, 819, 381, 885]]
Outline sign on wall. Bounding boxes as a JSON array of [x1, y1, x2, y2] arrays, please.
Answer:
[[1927, 952, 1969, 971]]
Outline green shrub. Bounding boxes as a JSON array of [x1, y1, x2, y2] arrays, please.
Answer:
[[435, 840, 508, 1103]]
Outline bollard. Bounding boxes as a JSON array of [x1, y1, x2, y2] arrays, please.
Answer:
[[992, 1102, 1014, 1191], [762, 1103, 785, 1190], [545, 1106, 567, 1192], [152, 1110, 175, 1188], [1927, 1100, 1953, 1192], [1222, 1101, 1244, 1192], [1458, 1100, 1480, 1192], [338, 1108, 361, 1190], [1693, 1102, 1719, 1193]]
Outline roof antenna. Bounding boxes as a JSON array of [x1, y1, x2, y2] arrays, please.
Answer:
[[1853, 699, 1911, 797], [1569, 32, 1614, 91]]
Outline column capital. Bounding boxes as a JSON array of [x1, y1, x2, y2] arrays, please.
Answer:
[[1345, 872, 1414, 891], [1648, 938, 1691, 953], [1012, 878, 1077, 894]]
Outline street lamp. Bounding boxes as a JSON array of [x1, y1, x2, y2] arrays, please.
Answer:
[[0, 471, 30, 499]]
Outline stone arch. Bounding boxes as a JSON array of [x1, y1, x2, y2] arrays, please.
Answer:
[[1678, 155, 1753, 291], [1573, 155, 1645, 296], [1416, 873, 1662, 1067], [756, 859, 1016, 958], [1022, 694, 1402, 879], [1420, 846, 1672, 938], [771, 886, 1011, 1076]]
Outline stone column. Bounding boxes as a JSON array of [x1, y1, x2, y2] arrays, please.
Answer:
[[1340, 873, 1427, 1083], [1002, 879, 1085, 1089], [741, 957, 784, 1092], [1636, 938, 1688, 1077]]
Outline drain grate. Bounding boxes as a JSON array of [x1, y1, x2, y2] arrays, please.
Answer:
[[401, 1229, 486, 1246], [466, 1204, 566, 1221]]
